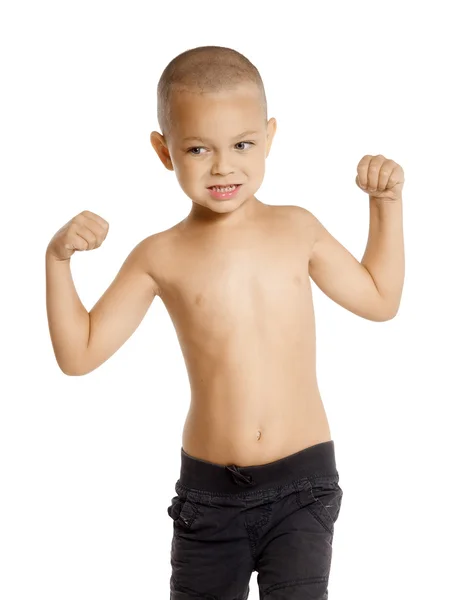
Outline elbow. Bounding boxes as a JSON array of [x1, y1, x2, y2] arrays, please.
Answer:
[[56, 356, 89, 377], [359, 299, 399, 321], [357, 298, 399, 321], [55, 346, 93, 376], [371, 288, 401, 321], [384, 309, 399, 321], [63, 369, 87, 377], [375, 304, 400, 322], [59, 364, 86, 376], [382, 296, 402, 321], [373, 313, 396, 322], [62, 362, 94, 376]]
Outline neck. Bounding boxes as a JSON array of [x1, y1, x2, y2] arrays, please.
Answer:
[[185, 195, 266, 229]]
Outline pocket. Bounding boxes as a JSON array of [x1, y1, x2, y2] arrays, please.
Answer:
[[167, 494, 200, 531], [306, 475, 343, 534]]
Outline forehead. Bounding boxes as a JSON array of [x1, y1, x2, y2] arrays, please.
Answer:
[[170, 85, 265, 139]]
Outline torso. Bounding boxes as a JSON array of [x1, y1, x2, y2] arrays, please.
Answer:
[[146, 203, 331, 466]]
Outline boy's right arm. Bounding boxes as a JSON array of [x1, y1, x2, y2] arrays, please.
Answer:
[[46, 238, 159, 376]]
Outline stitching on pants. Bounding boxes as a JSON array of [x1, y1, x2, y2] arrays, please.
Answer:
[[171, 578, 249, 600], [171, 578, 218, 599], [306, 504, 333, 534], [261, 575, 328, 598]]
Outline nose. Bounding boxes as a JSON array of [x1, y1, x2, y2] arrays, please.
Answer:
[[210, 151, 235, 177]]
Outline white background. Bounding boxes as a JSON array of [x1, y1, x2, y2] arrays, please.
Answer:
[[1, 1, 449, 598]]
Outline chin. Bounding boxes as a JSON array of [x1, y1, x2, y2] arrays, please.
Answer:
[[210, 195, 250, 209]]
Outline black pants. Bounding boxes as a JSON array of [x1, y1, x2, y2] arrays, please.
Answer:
[[167, 440, 343, 599]]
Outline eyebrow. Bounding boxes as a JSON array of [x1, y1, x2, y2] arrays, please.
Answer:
[[182, 130, 260, 143]]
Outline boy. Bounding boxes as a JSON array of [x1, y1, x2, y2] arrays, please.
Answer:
[[46, 46, 405, 599]]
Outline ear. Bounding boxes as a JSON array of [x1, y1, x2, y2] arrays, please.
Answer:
[[150, 131, 174, 171], [265, 118, 277, 158]]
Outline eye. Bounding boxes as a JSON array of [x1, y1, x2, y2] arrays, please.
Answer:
[[187, 146, 206, 155], [187, 141, 255, 155], [235, 141, 255, 150]]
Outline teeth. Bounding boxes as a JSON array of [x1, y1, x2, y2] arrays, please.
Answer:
[[212, 185, 236, 192]]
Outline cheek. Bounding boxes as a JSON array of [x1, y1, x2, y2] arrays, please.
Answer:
[[172, 155, 192, 177], [177, 154, 198, 171], [173, 160, 203, 189], [179, 159, 211, 186], [250, 151, 266, 176], [183, 164, 203, 184]]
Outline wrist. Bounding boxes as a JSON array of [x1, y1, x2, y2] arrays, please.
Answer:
[[46, 247, 70, 263], [369, 194, 402, 204]]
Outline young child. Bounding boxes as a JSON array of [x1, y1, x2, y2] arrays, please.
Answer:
[[46, 46, 405, 599]]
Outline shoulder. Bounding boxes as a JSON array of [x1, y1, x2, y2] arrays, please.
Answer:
[[120, 231, 163, 299], [138, 224, 180, 254], [132, 224, 183, 297], [274, 205, 320, 263], [277, 204, 319, 236], [279, 203, 316, 220]]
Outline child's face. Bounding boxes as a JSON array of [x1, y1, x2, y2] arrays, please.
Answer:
[[151, 83, 276, 215]]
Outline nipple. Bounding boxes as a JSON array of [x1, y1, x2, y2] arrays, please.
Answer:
[[256, 430, 262, 441]]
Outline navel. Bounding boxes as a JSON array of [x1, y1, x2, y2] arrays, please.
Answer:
[[256, 430, 262, 441]]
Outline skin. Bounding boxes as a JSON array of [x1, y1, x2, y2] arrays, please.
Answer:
[[148, 83, 333, 466], [151, 83, 276, 228], [72, 83, 403, 467]]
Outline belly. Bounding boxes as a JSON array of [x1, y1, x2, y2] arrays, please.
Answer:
[[181, 344, 332, 467], [182, 401, 331, 467]]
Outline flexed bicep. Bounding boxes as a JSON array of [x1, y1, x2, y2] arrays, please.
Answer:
[[301, 209, 393, 321], [78, 238, 159, 375]]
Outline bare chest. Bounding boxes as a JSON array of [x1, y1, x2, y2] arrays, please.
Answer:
[[155, 209, 314, 348]]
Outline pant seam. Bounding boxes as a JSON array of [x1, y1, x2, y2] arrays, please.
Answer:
[[261, 575, 329, 598]]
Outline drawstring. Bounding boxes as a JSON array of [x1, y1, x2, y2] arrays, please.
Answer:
[[226, 465, 255, 486]]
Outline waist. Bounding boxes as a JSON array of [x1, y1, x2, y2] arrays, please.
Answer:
[[182, 393, 331, 467], [177, 440, 338, 495]]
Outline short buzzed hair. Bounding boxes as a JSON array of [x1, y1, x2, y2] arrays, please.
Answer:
[[156, 46, 267, 140]]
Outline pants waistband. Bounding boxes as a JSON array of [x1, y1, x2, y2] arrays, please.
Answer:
[[178, 440, 337, 494]]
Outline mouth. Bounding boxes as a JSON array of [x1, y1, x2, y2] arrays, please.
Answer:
[[207, 184, 242, 191], [207, 183, 243, 200]]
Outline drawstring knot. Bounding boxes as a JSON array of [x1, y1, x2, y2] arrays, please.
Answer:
[[226, 465, 255, 486]]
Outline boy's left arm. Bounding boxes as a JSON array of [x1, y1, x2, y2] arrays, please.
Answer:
[[301, 154, 405, 322]]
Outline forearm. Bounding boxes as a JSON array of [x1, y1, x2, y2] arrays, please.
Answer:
[[361, 196, 405, 316], [45, 249, 90, 374]]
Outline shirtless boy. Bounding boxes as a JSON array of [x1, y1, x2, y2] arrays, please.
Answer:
[[46, 46, 405, 599]]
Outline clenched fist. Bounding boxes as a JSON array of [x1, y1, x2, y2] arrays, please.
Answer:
[[355, 154, 405, 202], [47, 210, 109, 261]]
